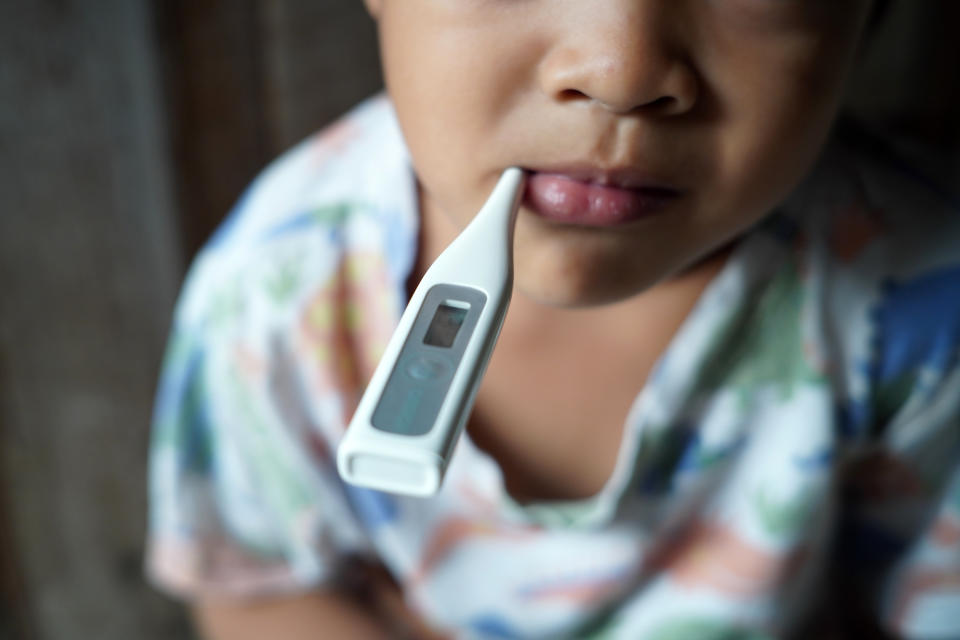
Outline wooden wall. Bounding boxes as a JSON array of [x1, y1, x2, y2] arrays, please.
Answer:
[[1, 1, 186, 638], [154, 0, 382, 257], [0, 1, 955, 639], [0, 1, 379, 639]]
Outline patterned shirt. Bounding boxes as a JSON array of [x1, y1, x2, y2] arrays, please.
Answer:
[[146, 95, 960, 639]]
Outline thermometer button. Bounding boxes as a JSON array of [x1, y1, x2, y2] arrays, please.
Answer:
[[405, 356, 449, 381]]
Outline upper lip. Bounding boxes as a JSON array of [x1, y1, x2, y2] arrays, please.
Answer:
[[524, 164, 683, 193]]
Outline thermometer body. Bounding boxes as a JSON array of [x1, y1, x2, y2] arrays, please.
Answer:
[[337, 168, 525, 496]]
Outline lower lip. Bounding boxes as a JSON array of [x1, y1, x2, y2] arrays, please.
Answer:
[[524, 173, 679, 226]]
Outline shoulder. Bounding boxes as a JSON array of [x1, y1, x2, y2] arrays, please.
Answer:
[[209, 96, 415, 247], [785, 122, 959, 262], [781, 124, 960, 435], [173, 94, 418, 336], [783, 123, 960, 308], [159, 95, 419, 434], [152, 97, 421, 503]]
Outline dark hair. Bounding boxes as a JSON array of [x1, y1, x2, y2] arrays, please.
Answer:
[[869, 0, 891, 30]]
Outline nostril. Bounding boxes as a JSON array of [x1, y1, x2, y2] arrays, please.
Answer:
[[644, 95, 679, 113], [555, 89, 681, 114], [557, 88, 590, 103]]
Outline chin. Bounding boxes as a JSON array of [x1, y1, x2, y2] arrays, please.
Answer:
[[516, 287, 634, 309], [513, 253, 659, 308], [511, 211, 682, 308]]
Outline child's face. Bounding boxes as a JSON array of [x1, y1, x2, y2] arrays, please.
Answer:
[[365, 0, 873, 306]]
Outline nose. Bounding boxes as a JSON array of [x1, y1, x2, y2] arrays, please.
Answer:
[[537, 3, 699, 116]]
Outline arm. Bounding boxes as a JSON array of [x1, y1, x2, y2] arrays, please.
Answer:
[[192, 569, 450, 640], [192, 591, 396, 640]]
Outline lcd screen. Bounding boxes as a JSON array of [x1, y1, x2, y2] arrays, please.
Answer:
[[423, 303, 469, 348]]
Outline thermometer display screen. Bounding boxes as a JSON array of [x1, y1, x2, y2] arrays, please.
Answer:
[[371, 284, 485, 436], [423, 303, 469, 348]]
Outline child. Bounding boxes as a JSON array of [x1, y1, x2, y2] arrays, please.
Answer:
[[147, 1, 960, 637]]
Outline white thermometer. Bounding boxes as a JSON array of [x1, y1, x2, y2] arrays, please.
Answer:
[[337, 168, 525, 496]]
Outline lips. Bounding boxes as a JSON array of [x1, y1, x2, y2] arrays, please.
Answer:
[[524, 170, 681, 226]]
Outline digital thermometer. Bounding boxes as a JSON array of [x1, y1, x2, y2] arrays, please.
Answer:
[[337, 167, 526, 496]]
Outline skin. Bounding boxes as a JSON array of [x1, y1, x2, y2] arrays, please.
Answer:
[[367, 0, 874, 307], [366, 0, 874, 501], [197, 1, 875, 637]]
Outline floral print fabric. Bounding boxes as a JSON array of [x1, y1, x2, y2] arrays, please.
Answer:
[[146, 96, 960, 638]]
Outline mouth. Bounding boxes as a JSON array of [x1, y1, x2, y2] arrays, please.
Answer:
[[523, 168, 683, 227]]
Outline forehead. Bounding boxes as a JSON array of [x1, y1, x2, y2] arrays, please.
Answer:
[[373, 1, 874, 37], [371, 1, 874, 74]]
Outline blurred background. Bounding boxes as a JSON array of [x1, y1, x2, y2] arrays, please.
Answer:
[[0, 1, 957, 639]]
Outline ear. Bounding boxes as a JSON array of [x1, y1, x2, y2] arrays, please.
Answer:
[[363, 0, 383, 20]]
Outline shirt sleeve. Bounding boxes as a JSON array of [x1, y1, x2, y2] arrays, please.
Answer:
[[884, 464, 960, 638], [834, 264, 960, 638], [144, 253, 374, 601], [805, 141, 960, 637], [873, 358, 960, 638]]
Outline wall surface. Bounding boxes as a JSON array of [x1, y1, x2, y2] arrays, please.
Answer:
[[0, 0, 186, 638], [0, 1, 956, 639], [0, 1, 379, 639]]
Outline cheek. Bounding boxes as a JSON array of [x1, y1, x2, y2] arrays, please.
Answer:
[[380, 37, 474, 214], [379, 14, 538, 221], [379, 9, 528, 147], [705, 34, 857, 219]]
